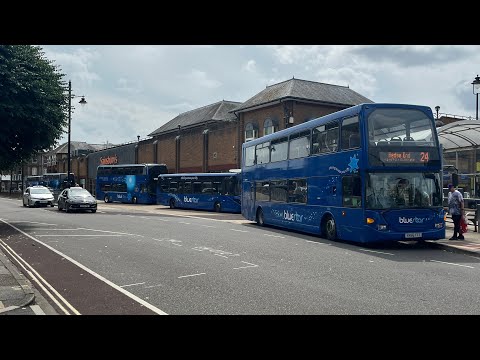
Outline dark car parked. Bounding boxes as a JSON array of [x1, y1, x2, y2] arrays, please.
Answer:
[[57, 187, 97, 213]]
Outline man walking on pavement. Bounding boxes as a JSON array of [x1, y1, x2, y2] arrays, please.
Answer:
[[448, 183, 465, 240]]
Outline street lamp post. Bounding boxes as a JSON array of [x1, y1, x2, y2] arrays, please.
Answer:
[[67, 80, 87, 187], [435, 106, 440, 119], [473, 75, 480, 121]]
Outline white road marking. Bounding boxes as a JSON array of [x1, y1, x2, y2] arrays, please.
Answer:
[[214, 254, 229, 259], [264, 234, 285, 238], [35, 234, 125, 237], [178, 273, 206, 279], [120, 282, 146, 288], [430, 260, 474, 269], [201, 225, 216, 228], [144, 284, 164, 289], [305, 240, 330, 245], [179, 221, 191, 225], [230, 229, 248, 233], [30, 304, 45, 315], [156, 219, 170, 222], [34, 229, 82, 231], [232, 261, 258, 270], [76, 227, 144, 237], [360, 249, 395, 256], [8, 221, 57, 226], [1, 219, 168, 315]]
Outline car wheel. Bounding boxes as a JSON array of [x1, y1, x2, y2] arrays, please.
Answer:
[[132, 196, 137, 204], [214, 202, 221, 212], [50, 203, 55, 207], [104, 195, 110, 203], [91, 210, 97, 213]]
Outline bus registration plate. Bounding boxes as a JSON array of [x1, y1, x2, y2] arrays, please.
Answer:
[[405, 232, 422, 239]]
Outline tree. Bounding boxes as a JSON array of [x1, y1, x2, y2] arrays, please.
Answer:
[[0, 45, 68, 171]]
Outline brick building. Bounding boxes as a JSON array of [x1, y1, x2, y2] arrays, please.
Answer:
[[144, 78, 373, 174]]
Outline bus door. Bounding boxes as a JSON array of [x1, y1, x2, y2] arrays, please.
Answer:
[[242, 179, 255, 220], [338, 175, 364, 240]]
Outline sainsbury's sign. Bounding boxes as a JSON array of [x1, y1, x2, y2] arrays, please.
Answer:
[[100, 155, 118, 165]]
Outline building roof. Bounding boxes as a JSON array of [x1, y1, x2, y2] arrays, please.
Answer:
[[230, 78, 374, 113], [437, 120, 480, 150], [148, 100, 241, 137]]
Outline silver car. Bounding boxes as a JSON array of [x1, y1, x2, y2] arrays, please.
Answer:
[[57, 187, 97, 213], [23, 186, 55, 207]]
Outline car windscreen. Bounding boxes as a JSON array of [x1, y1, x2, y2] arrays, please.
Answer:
[[30, 188, 51, 194], [69, 189, 91, 196]]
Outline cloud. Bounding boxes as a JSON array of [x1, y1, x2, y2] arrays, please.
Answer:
[[43, 45, 480, 146], [243, 60, 256, 72]]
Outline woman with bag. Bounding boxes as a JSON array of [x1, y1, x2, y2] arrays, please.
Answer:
[[447, 184, 465, 240]]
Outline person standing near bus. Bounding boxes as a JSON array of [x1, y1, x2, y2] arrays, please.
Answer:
[[448, 183, 465, 240]]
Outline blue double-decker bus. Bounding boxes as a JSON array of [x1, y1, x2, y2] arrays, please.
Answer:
[[157, 172, 241, 213], [241, 103, 445, 243], [96, 163, 168, 204]]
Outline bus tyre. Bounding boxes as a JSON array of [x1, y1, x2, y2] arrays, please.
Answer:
[[132, 197, 137, 204], [214, 202, 221, 212], [256, 208, 265, 227], [324, 216, 337, 241], [169, 199, 175, 209], [104, 195, 110, 203]]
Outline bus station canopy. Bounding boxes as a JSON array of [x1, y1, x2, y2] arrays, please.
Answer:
[[437, 120, 480, 151]]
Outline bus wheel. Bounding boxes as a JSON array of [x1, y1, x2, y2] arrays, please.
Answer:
[[104, 195, 110, 203], [214, 202, 221, 212], [132, 197, 137, 204], [256, 208, 265, 227], [169, 199, 175, 209], [324, 216, 337, 241]]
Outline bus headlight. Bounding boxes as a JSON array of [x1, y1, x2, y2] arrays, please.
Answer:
[[366, 218, 375, 224], [444, 214, 447, 221], [435, 223, 444, 229], [377, 224, 387, 231]]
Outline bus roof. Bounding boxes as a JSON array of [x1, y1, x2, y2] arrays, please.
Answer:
[[159, 172, 239, 178], [242, 103, 433, 148], [97, 163, 167, 169]]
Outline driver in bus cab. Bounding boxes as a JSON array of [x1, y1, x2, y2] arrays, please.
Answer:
[[396, 178, 411, 206]]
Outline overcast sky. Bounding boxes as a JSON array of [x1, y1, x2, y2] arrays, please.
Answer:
[[42, 45, 480, 147]]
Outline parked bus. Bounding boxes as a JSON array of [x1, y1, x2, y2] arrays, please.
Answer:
[[25, 175, 45, 187], [157, 172, 241, 213], [241, 103, 445, 243], [96, 163, 168, 204], [42, 172, 75, 201]]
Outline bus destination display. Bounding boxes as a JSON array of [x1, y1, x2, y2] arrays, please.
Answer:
[[379, 151, 430, 163]]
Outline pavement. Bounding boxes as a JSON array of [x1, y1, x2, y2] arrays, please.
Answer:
[[1, 190, 480, 314]]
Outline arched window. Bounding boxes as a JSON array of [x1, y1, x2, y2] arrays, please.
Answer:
[[264, 118, 276, 136], [245, 122, 258, 142]]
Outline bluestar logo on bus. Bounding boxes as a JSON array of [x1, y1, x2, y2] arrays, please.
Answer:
[[398, 216, 426, 224], [272, 209, 304, 223], [329, 154, 360, 174], [184, 196, 199, 203]]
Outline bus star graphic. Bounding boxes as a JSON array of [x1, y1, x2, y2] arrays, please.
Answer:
[[348, 155, 359, 172]]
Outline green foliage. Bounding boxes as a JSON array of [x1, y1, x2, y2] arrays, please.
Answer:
[[0, 45, 68, 170]]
